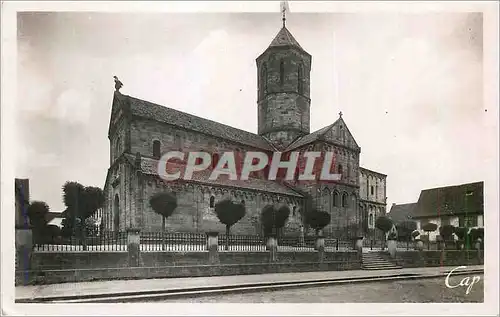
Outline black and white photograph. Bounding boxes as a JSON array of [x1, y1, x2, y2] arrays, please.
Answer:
[[2, 1, 499, 315]]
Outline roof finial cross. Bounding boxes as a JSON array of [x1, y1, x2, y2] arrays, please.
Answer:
[[339, 111, 343, 118]]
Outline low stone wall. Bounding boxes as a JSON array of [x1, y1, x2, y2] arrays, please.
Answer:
[[29, 250, 358, 271], [395, 250, 483, 268], [16, 260, 361, 286], [31, 252, 130, 270]]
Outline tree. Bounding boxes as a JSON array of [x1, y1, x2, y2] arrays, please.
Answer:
[[396, 220, 418, 242], [214, 199, 246, 250], [27, 201, 50, 243], [61, 181, 105, 249], [260, 204, 291, 238], [439, 225, 456, 244], [375, 216, 393, 234], [149, 191, 178, 232], [27, 201, 49, 228], [304, 210, 331, 236], [45, 224, 62, 243], [421, 222, 438, 250]]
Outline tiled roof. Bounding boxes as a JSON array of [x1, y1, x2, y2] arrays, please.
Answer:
[[125, 95, 274, 151], [269, 26, 304, 50], [360, 167, 387, 177], [387, 203, 417, 223], [125, 154, 302, 197], [285, 124, 333, 150], [412, 181, 484, 218]]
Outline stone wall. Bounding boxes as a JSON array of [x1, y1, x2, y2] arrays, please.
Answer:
[[140, 177, 303, 234], [395, 250, 483, 268], [19, 250, 360, 285]]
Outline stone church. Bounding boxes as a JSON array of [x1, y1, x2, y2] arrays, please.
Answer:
[[102, 21, 387, 239]]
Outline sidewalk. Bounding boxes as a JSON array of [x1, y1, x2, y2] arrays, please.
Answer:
[[15, 265, 483, 301]]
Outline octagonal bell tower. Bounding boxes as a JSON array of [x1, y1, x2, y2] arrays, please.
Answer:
[[256, 14, 312, 149]]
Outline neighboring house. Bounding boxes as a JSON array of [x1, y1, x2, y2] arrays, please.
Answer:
[[387, 203, 417, 225], [390, 181, 484, 241], [46, 211, 64, 228]]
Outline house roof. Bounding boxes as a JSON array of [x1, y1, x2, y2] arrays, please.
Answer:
[[123, 94, 275, 151], [124, 154, 303, 197], [412, 181, 484, 219], [45, 211, 64, 223], [387, 203, 417, 223]]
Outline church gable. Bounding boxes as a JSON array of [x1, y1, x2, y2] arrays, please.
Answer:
[[108, 91, 131, 138], [322, 117, 360, 151]]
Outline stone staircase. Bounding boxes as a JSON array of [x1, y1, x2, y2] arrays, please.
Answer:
[[361, 251, 402, 270]]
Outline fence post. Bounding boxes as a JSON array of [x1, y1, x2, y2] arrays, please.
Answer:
[[476, 238, 482, 264], [267, 234, 278, 263], [316, 235, 325, 263], [127, 228, 141, 267], [15, 227, 33, 273], [206, 232, 219, 264]]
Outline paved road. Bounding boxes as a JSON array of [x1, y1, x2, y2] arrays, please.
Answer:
[[147, 275, 484, 303]]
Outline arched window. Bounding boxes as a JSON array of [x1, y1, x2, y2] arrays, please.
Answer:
[[114, 136, 122, 161], [241, 200, 245, 206], [342, 193, 348, 208], [370, 185, 374, 195], [280, 60, 285, 86], [332, 192, 339, 207], [346, 163, 351, 179], [298, 64, 304, 94], [212, 153, 219, 169], [113, 194, 120, 231], [260, 63, 268, 97], [338, 164, 343, 175], [152, 140, 161, 158], [292, 206, 296, 216], [209, 196, 215, 208], [369, 214, 374, 228]]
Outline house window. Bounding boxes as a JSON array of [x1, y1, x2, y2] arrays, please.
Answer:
[[370, 186, 374, 195], [152, 140, 161, 158], [342, 193, 348, 208], [209, 196, 215, 208], [459, 215, 478, 227]]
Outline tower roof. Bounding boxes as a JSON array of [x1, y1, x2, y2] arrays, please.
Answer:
[[268, 26, 304, 50]]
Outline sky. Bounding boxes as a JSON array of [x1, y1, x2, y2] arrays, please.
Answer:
[[16, 9, 492, 212]]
